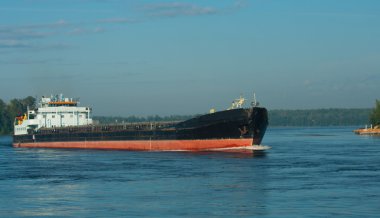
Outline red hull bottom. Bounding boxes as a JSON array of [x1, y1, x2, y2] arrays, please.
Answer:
[[13, 139, 254, 152]]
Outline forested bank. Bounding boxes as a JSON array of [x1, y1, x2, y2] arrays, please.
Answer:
[[94, 108, 372, 127], [0, 96, 377, 135], [268, 109, 371, 127], [369, 100, 380, 126]]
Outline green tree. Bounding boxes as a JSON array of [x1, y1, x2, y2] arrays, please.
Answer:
[[370, 100, 380, 126], [0, 99, 9, 135], [6, 96, 36, 119], [0, 96, 36, 135], [21, 96, 36, 110]]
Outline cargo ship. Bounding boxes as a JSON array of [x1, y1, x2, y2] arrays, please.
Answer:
[[13, 94, 268, 152]]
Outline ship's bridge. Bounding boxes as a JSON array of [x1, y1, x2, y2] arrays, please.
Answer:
[[14, 94, 93, 135], [40, 94, 79, 108]]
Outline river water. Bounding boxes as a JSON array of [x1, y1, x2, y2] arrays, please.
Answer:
[[0, 127, 379, 217]]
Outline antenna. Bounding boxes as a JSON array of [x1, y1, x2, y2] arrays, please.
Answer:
[[251, 92, 259, 107]]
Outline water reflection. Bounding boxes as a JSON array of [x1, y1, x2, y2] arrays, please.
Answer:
[[12, 183, 85, 217], [1, 137, 270, 217], [3, 127, 380, 217]]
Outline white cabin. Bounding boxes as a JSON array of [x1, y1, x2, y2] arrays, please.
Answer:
[[14, 94, 93, 135]]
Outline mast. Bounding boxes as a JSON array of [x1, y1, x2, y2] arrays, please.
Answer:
[[251, 92, 259, 107]]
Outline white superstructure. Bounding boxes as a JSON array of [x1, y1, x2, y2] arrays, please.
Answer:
[[228, 96, 246, 110], [14, 94, 93, 135]]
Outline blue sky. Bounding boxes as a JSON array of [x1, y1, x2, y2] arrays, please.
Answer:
[[0, 0, 379, 116]]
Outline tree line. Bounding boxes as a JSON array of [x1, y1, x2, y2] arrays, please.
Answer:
[[268, 108, 372, 127], [370, 100, 380, 126], [0, 96, 379, 135], [95, 108, 373, 127]]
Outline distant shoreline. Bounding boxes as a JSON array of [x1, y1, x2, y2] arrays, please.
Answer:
[[93, 108, 371, 127]]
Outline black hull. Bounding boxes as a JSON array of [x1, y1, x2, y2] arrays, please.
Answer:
[[13, 107, 268, 145]]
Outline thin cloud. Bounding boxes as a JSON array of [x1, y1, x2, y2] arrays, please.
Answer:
[[94, 27, 105, 33], [0, 1, 248, 54], [142, 2, 218, 18], [0, 27, 53, 40], [32, 43, 74, 51], [0, 58, 63, 65], [234, 0, 248, 9], [296, 12, 379, 18], [0, 19, 82, 52], [97, 18, 136, 24], [17, 19, 69, 30], [229, 0, 249, 13], [0, 40, 73, 51], [0, 7, 113, 14], [97, 1, 247, 24], [68, 28, 88, 35], [0, 39, 31, 48], [68, 27, 105, 35], [0, 19, 68, 41]]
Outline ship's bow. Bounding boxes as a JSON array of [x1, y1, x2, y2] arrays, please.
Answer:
[[249, 107, 268, 145]]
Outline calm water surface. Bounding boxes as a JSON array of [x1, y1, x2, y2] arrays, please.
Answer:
[[1, 127, 379, 217]]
